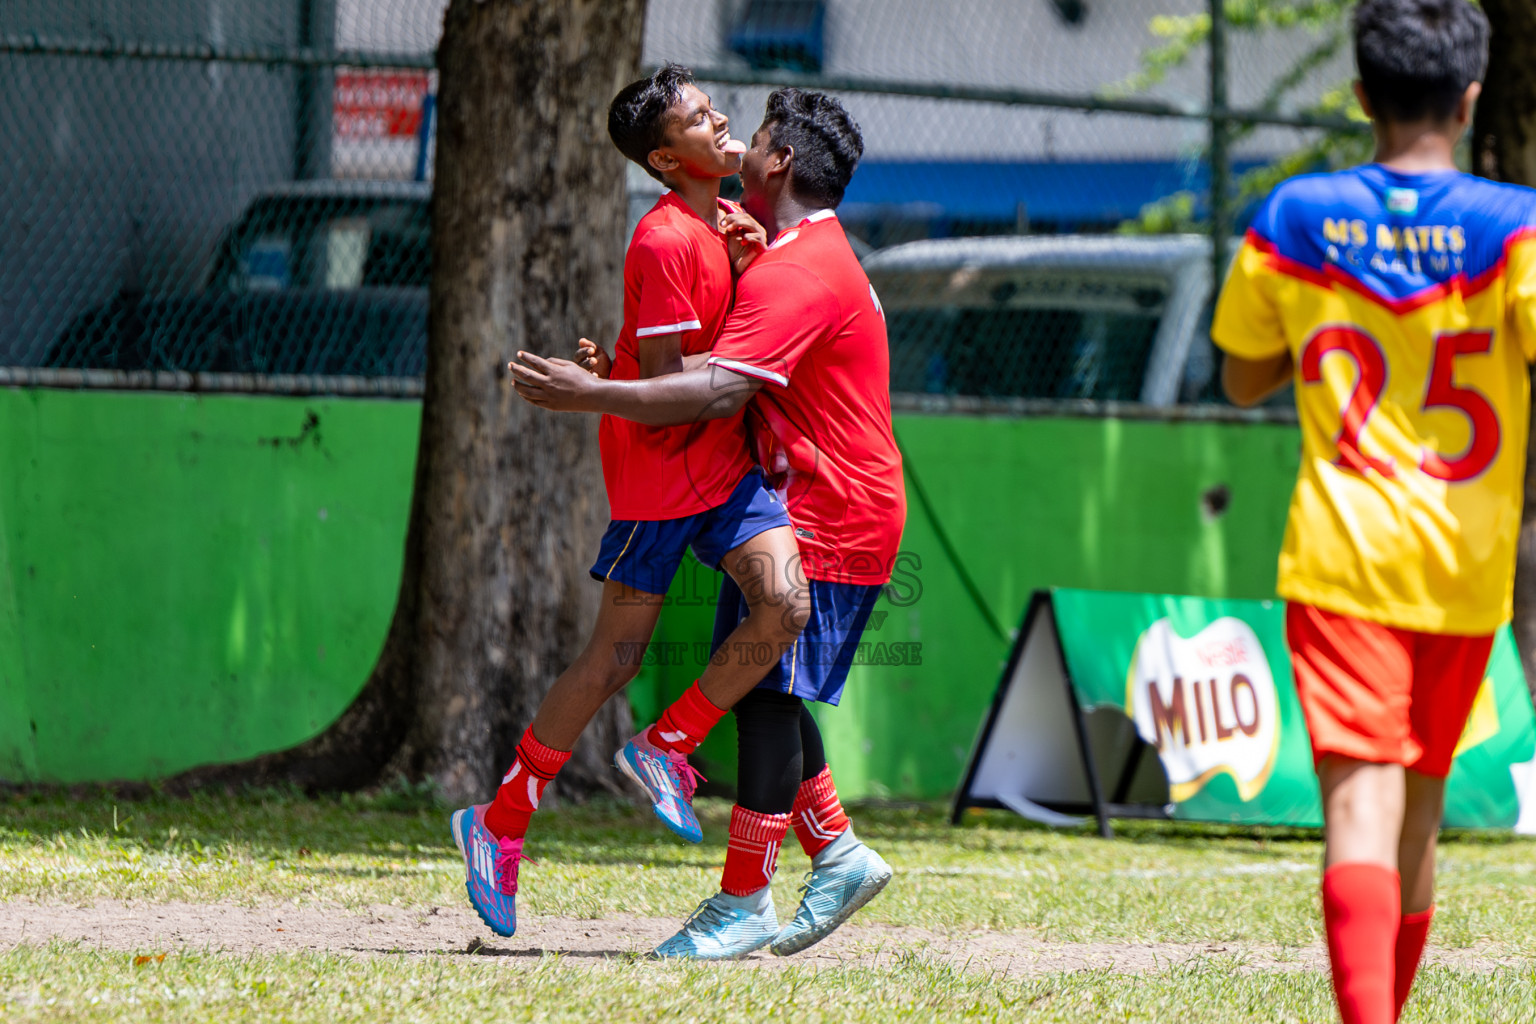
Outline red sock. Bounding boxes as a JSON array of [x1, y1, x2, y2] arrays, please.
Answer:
[[1394, 906, 1434, 1020], [792, 766, 851, 858], [720, 805, 789, 896], [1322, 863, 1401, 1024], [647, 681, 726, 755], [483, 727, 571, 841]]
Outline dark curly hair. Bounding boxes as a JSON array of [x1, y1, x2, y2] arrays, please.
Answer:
[[608, 63, 693, 182], [763, 88, 864, 208], [1354, 0, 1488, 123]]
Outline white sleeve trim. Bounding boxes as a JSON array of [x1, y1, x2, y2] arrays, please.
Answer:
[[708, 356, 789, 387], [635, 319, 701, 338]]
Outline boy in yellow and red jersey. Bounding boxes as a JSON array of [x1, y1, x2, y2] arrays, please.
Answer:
[[1213, 2, 1534, 1022]]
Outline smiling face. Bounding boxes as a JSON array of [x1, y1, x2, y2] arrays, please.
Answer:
[[650, 83, 745, 181]]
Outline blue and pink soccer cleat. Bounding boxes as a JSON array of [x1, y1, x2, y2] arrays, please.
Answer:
[[450, 803, 529, 937], [615, 728, 705, 843]]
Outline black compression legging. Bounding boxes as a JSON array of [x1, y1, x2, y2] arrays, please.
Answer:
[[732, 689, 828, 814]]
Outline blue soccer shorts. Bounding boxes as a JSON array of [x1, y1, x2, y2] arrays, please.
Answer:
[[589, 468, 791, 596], [710, 573, 883, 706]]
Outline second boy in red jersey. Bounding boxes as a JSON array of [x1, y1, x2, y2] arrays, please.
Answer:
[[513, 89, 907, 960], [451, 65, 808, 941]]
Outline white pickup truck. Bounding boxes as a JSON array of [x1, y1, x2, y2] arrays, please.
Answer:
[[860, 235, 1224, 408]]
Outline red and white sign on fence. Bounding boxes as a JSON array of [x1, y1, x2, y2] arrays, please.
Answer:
[[334, 70, 432, 140]]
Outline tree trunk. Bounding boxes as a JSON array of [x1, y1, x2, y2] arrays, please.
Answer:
[[1476, 0, 1536, 699], [173, 0, 646, 805]]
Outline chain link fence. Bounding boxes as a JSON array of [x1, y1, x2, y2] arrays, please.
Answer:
[[2, 0, 1366, 403]]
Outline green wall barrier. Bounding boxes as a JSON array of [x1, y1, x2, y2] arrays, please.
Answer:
[[0, 388, 418, 782], [632, 413, 1302, 798], [0, 388, 1302, 800]]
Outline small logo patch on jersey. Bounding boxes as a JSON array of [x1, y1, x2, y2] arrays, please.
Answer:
[[795, 527, 816, 540], [1386, 188, 1419, 216]]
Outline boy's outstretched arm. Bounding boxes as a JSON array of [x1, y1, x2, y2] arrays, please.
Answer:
[[1221, 350, 1293, 408], [510, 351, 763, 426]]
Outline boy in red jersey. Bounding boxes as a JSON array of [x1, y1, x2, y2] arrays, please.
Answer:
[[513, 88, 906, 960], [1214, 2, 1534, 1021], [451, 65, 809, 940]]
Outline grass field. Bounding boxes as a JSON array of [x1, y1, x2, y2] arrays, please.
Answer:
[[2, 787, 1534, 1022]]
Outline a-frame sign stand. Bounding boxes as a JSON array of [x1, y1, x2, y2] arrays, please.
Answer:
[[951, 590, 1170, 837]]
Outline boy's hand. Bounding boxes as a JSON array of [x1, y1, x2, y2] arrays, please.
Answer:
[[576, 337, 612, 378], [724, 211, 768, 276], [510, 352, 596, 411]]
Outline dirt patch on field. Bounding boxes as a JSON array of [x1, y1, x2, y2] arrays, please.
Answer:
[[0, 900, 1518, 977]]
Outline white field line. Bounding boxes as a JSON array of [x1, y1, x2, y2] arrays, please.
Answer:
[[911, 861, 1314, 881]]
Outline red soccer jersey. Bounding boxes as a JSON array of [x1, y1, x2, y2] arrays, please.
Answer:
[[601, 193, 753, 520], [707, 210, 907, 584]]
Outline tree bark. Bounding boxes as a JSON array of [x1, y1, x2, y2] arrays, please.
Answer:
[[1475, 0, 1536, 700], [173, 0, 646, 805], [1474, 0, 1536, 187]]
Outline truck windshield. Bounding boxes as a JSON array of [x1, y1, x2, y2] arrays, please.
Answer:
[[885, 298, 1162, 403], [210, 197, 430, 292]]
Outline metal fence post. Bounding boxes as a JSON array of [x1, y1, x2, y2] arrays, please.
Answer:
[[1209, 0, 1231, 293], [293, 0, 336, 181]]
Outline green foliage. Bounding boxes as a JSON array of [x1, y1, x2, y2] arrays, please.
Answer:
[[1110, 0, 1357, 99], [1112, 0, 1371, 235], [1119, 191, 1203, 235]]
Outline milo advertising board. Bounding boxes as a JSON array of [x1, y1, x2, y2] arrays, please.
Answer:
[[954, 589, 1536, 833]]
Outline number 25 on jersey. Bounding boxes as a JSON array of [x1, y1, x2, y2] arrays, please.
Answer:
[[1300, 326, 1501, 483]]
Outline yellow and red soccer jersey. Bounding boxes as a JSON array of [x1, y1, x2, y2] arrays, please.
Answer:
[[1213, 164, 1536, 635]]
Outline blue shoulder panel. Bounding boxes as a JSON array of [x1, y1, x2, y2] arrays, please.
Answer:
[[1252, 166, 1536, 305]]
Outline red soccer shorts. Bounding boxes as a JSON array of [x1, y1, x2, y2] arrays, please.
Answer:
[[1284, 602, 1494, 778]]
